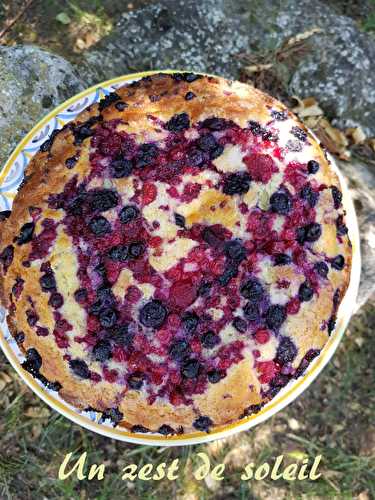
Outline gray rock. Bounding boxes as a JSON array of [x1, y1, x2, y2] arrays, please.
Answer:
[[0, 45, 85, 168], [338, 158, 375, 309], [246, 0, 375, 137], [83, 0, 250, 83]]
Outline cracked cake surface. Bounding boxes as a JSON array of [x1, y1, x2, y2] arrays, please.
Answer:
[[0, 73, 352, 434]]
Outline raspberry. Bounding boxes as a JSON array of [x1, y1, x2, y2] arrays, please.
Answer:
[[243, 153, 278, 183], [255, 329, 270, 344], [141, 183, 157, 205]]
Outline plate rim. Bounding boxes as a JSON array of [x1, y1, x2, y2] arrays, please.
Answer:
[[0, 70, 362, 446]]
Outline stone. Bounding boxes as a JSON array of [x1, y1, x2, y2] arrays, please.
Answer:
[[82, 0, 250, 83], [245, 0, 375, 137], [0, 45, 85, 168]]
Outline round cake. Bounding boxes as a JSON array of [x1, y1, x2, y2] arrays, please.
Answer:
[[0, 73, 352, 434]]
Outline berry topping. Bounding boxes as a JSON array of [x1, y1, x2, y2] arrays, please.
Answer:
[[74, 288, 88, 303], [89, 189, 119, 212], [243, 153, 278, 183], [48, 292, 64, 309], [291, 126, 307, 142], [274, 253, 292, 266], [169, 340, 190, 361], [300, 184, 318, 207], [119, 205, 139, 223], [271, 110, 287, 121], [17, 222, 35, 245], [158, 424, 175, 435], [99, 308, 118, 328], [223, 172, 251, 195], [89, 216, 111, 236], [22, 348, 42, 375], [135, 144, 159, 168], [331, 186, 342, 209], [139, 300, 167, 328], [208, 369, 225, 383], [336, 215, 348, 236], [270, 191, 292, 215], [197, 281, 212, 297], [225, 240, 247, 262], [0, 245, 14, 272], [327, 316, 336, 335], [201, 331, 220, 348], [197, 133, 223, 159], [265, 304, 287, 330], [315, 261, 329, 278], [174, 213, 186, 228], [298, 223, 322, 244], [93, 339, 112, 362], [254, 329, 270, 344], [181, 359, 200, 378], [110, 157, 133, 178], [307, 160, 320, 174], [244, 302, 260, 322], [233, 317, 248, 333], [128, 372, 144, 390], [65, 156, 78, 169], [165, 112, 190, 132], [331, 255, 345, 270], [98, 92, 120, 111], [0, 210, 11, 221], [39, 273, 56, 291], [298, 282, 314, 302], [69, 359, 90, 379], [181, 312, 199, 334], [276, 337, 297, 365], [108, 244, 128, 262], [240, 278, 264, 301], [185, 91, 196, 100], [115, 101, 128, 111], [193, 415, 213, 432], [111, 324, 134, 346], [128, 242, 145, 259]]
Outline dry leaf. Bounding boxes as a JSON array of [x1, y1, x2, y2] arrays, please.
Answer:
[[346, 127, 367, 144], [358, 491, 370, 500], [292, 96, 324, 118], [286, 28, 323, 47], [25, 406, 50, 418]]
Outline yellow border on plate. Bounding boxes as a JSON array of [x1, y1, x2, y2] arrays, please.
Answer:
[[0, 71, 361, 445]]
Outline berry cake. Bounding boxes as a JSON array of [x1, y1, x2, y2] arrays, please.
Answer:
[[0, 73, 352, 435]]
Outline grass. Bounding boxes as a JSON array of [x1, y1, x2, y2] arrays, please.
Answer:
[[0, 301, 374, 499]]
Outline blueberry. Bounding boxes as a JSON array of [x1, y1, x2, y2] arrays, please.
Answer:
[[298, 282, 314, 302], [128, 242, 145, 259], [315, 261, 329, 278], [96, 285, 115, 304], [172, 72, 202, 82], [40, 129, 60, 152], [66, 194, 86, 216], [233, 317, 247, 333], [0, 210, 11, 221], [296, 226, 307, 245], [271, 110, 287, 121], [201, 117, 228, 131], [197, 133, 223, 159], [201, 331, 220, 348], [174, 213, 186, 228], [99, 308, 118, 328], [131, 425, 150, 433], [89, 300, 102, 316], [248, 121, 263, 135], [182, 312, 199, 334], [185, 91, 196, 101], [22, 348, 42, 376], [307, 160, 320, 174], [336, 215, 348, 236], [217, 264, 238, 286], [165, 112, 190, 132], [108, 244, 128, 262], [208, 369, 225, 384], [298, 223, 321, 244], [327, 316, 336, 335], [0, 245, 14, 272], [98, 92, 120, 111], [193, 415, 213, 432], [135, 143, 159, 168], [128, 372, 144, 390], [169, 340, 190, 361], [65, 156, 78, 169], [115, 101, 128, 111], [158, 424, 175, 435], [101, 407, 123, 426], [331, 186, 342, 209], [265, 304, 287, 330], [240, 278, 263, 301], [223, 172, 251, 195], [181, 359, 200, 378], [186, 148, 205, 167], [119, 205, 139, 223], [202, 227, 223, 248], [270, 191, 292, 215], [274, 253, 292, 266], [89, 216, 111, 236], [225, 240, 247, 262], [110, 324, 134, 346], [17, 222, 35, 245], [48, 292, 64, 309], [69, 359, 90, 379], [93, 339, 112, 362], [40, 273, 56, 291], [26, 309, 39, 326], [291, 126, 307, 142], [331, 255, 345, 270], [89, 189, 119, 212], [139, 300, 167, 328], [197, 281, 212, 297], [243, 302, 260, 322], [300, 184, 318, 207], [111, 157, 133, 178], [15, 332, 25, 344], [74, 288, 88, 303]]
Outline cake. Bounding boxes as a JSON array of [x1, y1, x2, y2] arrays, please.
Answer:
[[0, 73, 352, 435]]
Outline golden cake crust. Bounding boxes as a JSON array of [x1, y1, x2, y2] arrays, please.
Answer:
[[0, 73, 351, 434]]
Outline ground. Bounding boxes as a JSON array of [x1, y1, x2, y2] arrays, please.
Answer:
[[0, 1, 374, 499]]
